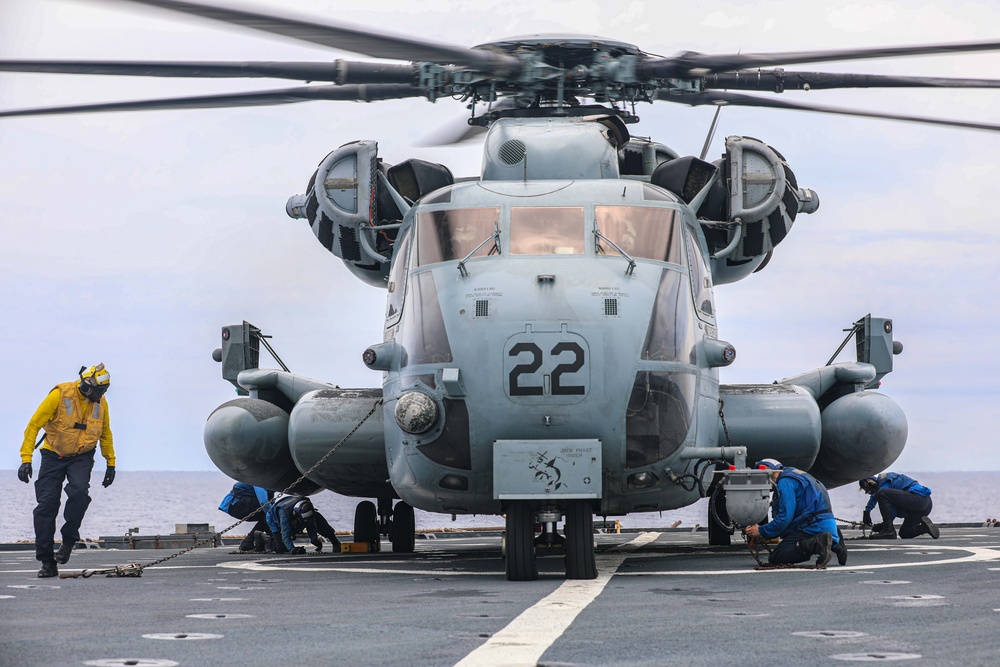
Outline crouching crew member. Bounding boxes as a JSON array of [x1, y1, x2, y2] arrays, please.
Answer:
[[18, 364, 117, 578], [860, 472, 939, 539], [265, 495, 341, 554], [744, 458, 847, 567], [219, 482, 273, 552]]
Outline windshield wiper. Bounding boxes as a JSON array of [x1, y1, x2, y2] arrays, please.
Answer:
[[457, 223, 501, 277], [594, 227, 636, 275]]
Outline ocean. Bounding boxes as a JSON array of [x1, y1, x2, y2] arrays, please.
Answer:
[[1, 469, 998, 543]]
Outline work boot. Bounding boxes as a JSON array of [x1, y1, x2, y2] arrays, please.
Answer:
[[55, 542, 74, 565], [868, 525, 897, 539], [832, 539, 848, 566], [813, 532, 833, 568], [922, 516, 940, 539], [253, 531, 268, 553], [237, 536, 255, 552], [38, 560, 58, 578]]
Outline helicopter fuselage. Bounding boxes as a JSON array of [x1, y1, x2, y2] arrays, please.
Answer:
[[378, 178, 718, 516]]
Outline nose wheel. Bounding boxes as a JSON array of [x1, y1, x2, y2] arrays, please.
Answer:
[[505, 501, 538, 581], [389, 501, 415, 553], [503, 501, 596, 581], [564, 501, 597, 580]]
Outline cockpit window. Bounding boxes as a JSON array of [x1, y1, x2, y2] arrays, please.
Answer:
[[385, 227, 413, 325], [595, 206, 681, 264], [509, 207, 585, 255], [414, 208, 500, 267]]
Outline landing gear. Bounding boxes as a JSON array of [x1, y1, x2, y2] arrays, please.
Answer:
[[390, 501, 415, 553], [564, 501, 597, 580], [708, 487, 733, 546], [354, 500, 380, 552], [505, 501, 537, 581]]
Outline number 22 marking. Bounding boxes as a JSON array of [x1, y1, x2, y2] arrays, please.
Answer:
[[508, 342, 585, 396]]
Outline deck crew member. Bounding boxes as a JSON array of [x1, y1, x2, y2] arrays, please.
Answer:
[[17, 364, 116, 578], [219, 482, 273, 552], [743, 458, 846, 567], [860, 472, 939, 539], [265, 495, 341, 554]]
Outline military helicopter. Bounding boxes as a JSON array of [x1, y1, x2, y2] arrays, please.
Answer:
[[4, 0, 1000, 581]]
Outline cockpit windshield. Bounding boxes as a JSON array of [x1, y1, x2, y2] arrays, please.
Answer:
[[595, 206, 681, 265], [509, 207, 586, 255], [414, 208, 500, 267]]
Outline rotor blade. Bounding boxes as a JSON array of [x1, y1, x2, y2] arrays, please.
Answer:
[[99, 0, 521, 76], [705, 70, 1000, 92], [0, 59, 416, 84], [640, 39, 1000, 78], [659, 89, 1000, 132], [0, 84, 424, 118]]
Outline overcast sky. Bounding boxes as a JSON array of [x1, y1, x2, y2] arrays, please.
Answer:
[[1, 0, 998, 473]]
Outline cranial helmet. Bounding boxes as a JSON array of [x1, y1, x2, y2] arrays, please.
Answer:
[[78, 363, 110, 401], [757, 458, 783, 471], [859, 476, 878, 493], [292, 499, 314, 520]]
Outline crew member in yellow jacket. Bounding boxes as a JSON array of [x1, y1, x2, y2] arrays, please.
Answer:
[[18, 364, 117, 578]]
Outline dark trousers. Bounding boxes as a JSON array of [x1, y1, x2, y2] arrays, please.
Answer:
[[768, 528, 815, 565], [33, 449, 95, 562], [876, 488, 933, 538], [313, 511, 339, 544], [268, 511, 340, 553], [226, 497, 269, 549]]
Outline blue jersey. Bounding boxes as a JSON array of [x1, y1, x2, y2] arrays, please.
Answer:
[[759, 467, 838, 543], [218, 483, 270, 512], [266, 495, 317, 551], [864, 473, 931, 512]]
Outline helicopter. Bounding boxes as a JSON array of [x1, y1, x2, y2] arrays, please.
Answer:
[[3, 1, 1000, 581]]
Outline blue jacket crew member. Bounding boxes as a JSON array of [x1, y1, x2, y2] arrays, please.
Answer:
[[744, 459, 846, 567], [18, 364, 116, 578], [861, 472, 939, 540], [265, 495, 341, 554], [219, 483, 273, 552]]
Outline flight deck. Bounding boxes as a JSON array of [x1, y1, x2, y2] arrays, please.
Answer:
[[2, 526, 998, 666]]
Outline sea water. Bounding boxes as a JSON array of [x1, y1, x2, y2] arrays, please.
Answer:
[[1, 469, 998, 542]]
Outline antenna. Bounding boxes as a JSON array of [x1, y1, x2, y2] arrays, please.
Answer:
[[699, 104, 724, 161]]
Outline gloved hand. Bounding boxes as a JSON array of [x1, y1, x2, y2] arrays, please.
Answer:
[[862, 511, 872, 526], [311, 538, 323, 553], [290, 546, 306, 555], [102, 466, 116, 488], [17, 462, 32, 484]]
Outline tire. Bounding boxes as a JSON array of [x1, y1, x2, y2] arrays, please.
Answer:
[[564, 502, 597, 580], [391, 501, 415, 553], [505, 502, 537, 581], [354, 500, 379, 549], [708, 488, 733, 546]]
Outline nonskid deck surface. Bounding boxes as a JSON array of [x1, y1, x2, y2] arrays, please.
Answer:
[[2, 527, 999, 666]]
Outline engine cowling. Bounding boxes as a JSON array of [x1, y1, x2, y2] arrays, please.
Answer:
[[285, 140, 453, 287], [697, 136, 819, 285]]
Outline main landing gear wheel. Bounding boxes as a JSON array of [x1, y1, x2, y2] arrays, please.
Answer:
[[564, 501, 597, 580], [354, 500, 380, 552], [708, 487, 733, 546], [505, 501, 537, 582], [390, 501, 415, 553]]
